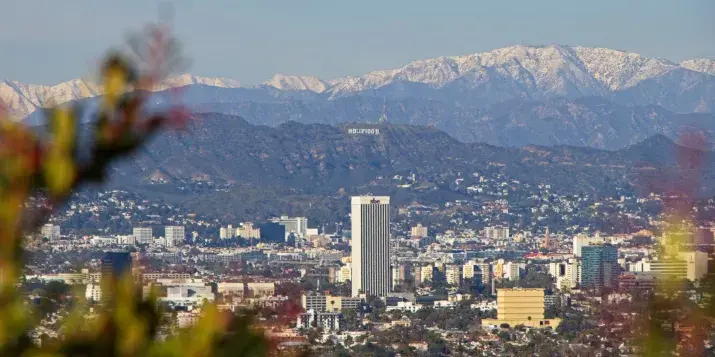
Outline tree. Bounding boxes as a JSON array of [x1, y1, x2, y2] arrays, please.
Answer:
[[0, 20, 273, 357]]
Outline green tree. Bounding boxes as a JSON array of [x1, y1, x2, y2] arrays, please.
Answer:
[[0, 21, 273, 357]]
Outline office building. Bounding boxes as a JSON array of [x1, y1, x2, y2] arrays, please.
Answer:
[[301, 293, 362, 312], [484, 226, 510, 240], [482, 288, 561, 329], [237, 223, 261, 239], [271, 216, 308, 242], [351, 196, 391, 297], [503, 262, 525, 281], [259, 222, 286, 244], [549, 260, 579, 290], [391, 264, 412, 289], [445, 264, 463, 286], [581, 245, 619, 289], [41, 224, 61, 241], [410, 224, 428, 238], [417, 265, 435, 283], [680, 251, 709, 281], [133, 227, 153, 245], [101, 252, 132, 305], [296, 310, 342, 332], [165, 226, 185, 247], [650, 259, 688, 280], [219, 225, 235, 239]]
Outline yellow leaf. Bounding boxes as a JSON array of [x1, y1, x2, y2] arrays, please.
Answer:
[[43, 153, 76, 197]]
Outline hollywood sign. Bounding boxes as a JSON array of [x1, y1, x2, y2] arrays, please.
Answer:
[[347, 128, 381, 135]]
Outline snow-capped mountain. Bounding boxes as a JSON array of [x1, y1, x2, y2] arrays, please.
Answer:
[[0, 74, 242, 118], [681, 59, 715, 76], [263, 74, 329, 93], [4, 45, 715, 119]]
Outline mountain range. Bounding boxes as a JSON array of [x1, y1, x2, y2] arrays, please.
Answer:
[[107, 113, 715, 221], [7, 45, 715, 150]]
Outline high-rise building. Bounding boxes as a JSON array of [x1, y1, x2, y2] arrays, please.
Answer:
[[680, 251, 709, 281], [271, 216, 308, 242], [259, 222, 286, 244], [41, 224, 61, 241], [418, 265, 435, 283], [101, 252, 132, 305], [133, 227, 153, 245], [165, 226, 185, 247], [237, 223, 261, 239], [549, 260, 579, 290], [503, 262, 525, 281], [351, 196, 391, 297], [338, 265, 352, 284], [410, 224, 428, 238], [581, 245, 619, 289], [219, 225, 235, 239], [391, 264, 412, 289], [484, 226, 510, 240], [445, 264, 463, 286]]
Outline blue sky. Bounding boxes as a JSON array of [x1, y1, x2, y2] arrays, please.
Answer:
[[2, 0, 714, 85]]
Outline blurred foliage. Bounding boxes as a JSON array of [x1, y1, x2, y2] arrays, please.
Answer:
[[0, 23, 276, 357]]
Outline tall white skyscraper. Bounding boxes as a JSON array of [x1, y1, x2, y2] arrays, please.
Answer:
[[165, 226, 185, 247], [351, 196, 391, 297]]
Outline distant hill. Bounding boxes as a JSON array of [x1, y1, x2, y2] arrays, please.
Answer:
[[103, 113, 715, 220]]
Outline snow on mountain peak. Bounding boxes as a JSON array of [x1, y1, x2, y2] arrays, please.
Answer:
[[571, 46, 677, 90], [263, 73, 329, 93], [680, 59, 715, 75], [3, 45, 715, 120], [0, 74, 241, 119]]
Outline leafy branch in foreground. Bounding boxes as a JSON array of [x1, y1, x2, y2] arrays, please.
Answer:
[[0, 23, 272, 357]]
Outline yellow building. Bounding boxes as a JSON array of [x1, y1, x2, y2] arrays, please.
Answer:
[[482, 288, 561, 329], [420, 265, 434, 283], [445, 264, 463, 286], [493, 259, 505, 281]]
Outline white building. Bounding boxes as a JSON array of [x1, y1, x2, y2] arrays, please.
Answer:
[[165, 226, 185, 247], [351, 196, 391, 297], [133, 227, 153, 245], [549, 260, 579, 290], [116, 235, 136, 245], [573, 235, 590, 257], [163, 286, 215, 305], [296, 309, 342, 332], [681, 251, 709, 281], [85, 284, 102, 302], [484, 226, 509, 240], [41, 224, 60, 241], [503, 262, 525, 281], [271, 216, 308, 242]]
